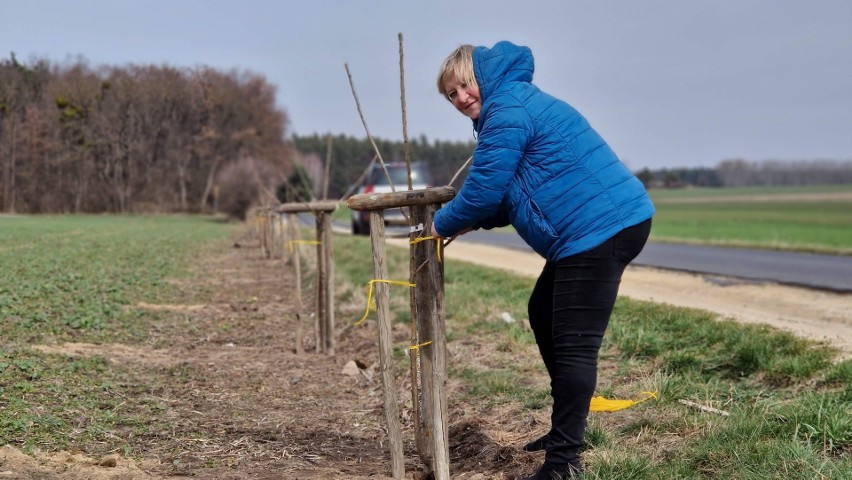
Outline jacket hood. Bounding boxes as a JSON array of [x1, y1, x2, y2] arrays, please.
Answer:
[[473, 41, 535, 105]]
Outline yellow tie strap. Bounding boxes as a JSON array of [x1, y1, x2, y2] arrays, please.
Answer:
[[287, 240, 322, 253], [355, 279, 416, 326], [409, 340, 432, 351], [589, 391, 657, 412], [410, 236, 442, 262]]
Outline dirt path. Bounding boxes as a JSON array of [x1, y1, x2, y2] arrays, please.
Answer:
[[5, 232, 849, 479], [4, 234, 544, 480], [423, 239, 852, 357]]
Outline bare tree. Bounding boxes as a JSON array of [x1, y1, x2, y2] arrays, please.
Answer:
[[0, 58, 292, 214]]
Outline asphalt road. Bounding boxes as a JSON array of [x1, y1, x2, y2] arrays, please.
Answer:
[[323, 216, 852, 293], [457, 229, 852, 293]]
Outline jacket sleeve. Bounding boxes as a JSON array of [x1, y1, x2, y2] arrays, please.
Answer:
[[476, 208, 510, 230], [434, 96, 531, 237]]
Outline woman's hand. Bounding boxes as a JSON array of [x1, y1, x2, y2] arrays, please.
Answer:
[[430, 223, 473, 241]]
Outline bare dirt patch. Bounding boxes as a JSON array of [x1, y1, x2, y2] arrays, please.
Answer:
[[10, 233, 549, 480], [0, 445, 160, 480]]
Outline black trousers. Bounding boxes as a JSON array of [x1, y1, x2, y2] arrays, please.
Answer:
[[528, 219, 651, 469]]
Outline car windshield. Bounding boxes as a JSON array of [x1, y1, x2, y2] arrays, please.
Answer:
[[370, 164, 430, 186]]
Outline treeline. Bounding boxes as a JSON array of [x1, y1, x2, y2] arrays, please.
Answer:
[[292, 133, 476, 199], [296, 136, 852, 194], [0, 54, 291, 216], [713, 159, 852, 187], [637, 159, 852, 188], [4, 53, 847, 217]]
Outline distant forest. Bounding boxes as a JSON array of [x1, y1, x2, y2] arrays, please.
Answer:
[[635, 159, 852, 189], [294, 135, 852, 195], [0, 54, 291, 218], [2, 55, 849, 217]]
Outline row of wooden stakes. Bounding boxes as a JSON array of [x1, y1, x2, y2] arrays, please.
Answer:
[[252, 186, 456, 480]]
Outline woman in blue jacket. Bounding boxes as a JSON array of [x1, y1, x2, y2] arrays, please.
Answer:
[[431, 41, 655, 479]]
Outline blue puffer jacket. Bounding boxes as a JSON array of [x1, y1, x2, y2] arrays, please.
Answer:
[[433, 41, 655, 262]]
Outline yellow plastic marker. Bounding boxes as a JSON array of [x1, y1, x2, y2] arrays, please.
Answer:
[[410, 236, 442, 262], [589, 391, 657, 412], [355, 279, 416, 326], [409, 340, 433, 350]]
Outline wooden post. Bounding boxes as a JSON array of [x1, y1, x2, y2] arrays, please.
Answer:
[[271, 211, 280, 259], [269, 212, 278, 259], [276, 201, 339, 355], [409, 216, 431, 472], [347, 186, 455, 479], [412, 203, 449, 480], [258, 210, 268, 258], [290, 213, 304, 355], [370, 209, 405, 479], [315, 211, 326, 353], [275, 213, 285, 259], [281, 213, 292, 266], [264, 210, 273, 259], [320, 211, 335, 355]]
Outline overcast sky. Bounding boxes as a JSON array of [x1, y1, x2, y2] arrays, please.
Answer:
[[2, 0, 851, 170]]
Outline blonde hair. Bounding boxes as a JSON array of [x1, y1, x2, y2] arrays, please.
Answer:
[[436, 45, 477, 98]]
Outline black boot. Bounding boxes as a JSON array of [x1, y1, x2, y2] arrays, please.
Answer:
[[522, 433, 550, 452], [521, 461, 580, 480]]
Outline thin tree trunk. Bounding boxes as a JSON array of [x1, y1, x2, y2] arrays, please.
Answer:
[[200, 158, 222, 211], [6, 119, 17, 213], [178, 162, 188, 210], [2, 120, 13, 212]]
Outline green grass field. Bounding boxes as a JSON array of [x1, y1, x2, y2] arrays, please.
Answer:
[[0, 215, 236, 452], [648, 184, 852, 200], [1, 208, 850, 478], [0, 215, 233, 341], [647, 185, 852, 254]]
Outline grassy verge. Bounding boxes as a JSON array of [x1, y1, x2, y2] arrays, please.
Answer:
[[2, 216, 849, 478], [332, 231, 851, 479]]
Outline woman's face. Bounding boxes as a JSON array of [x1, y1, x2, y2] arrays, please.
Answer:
[[443, 76, 481, 120]]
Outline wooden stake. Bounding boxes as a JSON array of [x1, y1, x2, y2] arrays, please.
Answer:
[[320, 211, 335, 355], [290, 213, 304, 355], [258, 210, 268, 258], [271, 212, 281, 259], [410, 205, 434, 474], [315, 211, 326, 354], [369, 210, 405, 479], [266, 211, 275, 259], [398, 33, 412, 191], [412, 204, 449, 480], [281, 212, 292, 266], [275, 202, 337, 355]]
